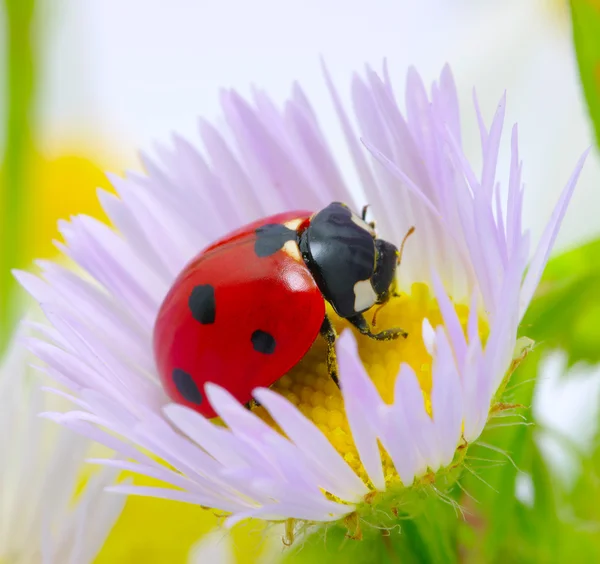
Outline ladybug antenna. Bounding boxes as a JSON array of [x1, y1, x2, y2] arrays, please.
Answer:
[[397, 226, 415, 266], [361, 204, 370, 221]]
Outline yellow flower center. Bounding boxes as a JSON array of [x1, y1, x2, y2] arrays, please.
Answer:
[[253, 282, 488, 489]]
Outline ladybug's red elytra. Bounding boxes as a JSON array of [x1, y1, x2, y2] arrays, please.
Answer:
[[153, 202, 412, 418]]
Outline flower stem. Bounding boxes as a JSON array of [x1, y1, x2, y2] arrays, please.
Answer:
[[0, 0, 36, 354], [381, 530, 400, 564]]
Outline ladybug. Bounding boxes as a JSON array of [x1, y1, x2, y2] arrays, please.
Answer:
[[153, 202, 412, 418]]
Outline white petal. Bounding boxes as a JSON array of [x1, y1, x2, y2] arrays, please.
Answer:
[[337, 333, 386, 490]]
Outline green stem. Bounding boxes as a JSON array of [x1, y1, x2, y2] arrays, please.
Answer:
[[1, 0, 36, 354], [381, 531, 400, 564]]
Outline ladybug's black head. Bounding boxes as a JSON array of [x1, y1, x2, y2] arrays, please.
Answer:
[[298, 202, 400, 319]]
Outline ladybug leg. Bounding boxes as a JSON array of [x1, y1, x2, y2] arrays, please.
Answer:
[[320, 315, 339, 386], [347, 313, 408, 341], [361, 204, 376, 231], [361, 204, 370, 221]]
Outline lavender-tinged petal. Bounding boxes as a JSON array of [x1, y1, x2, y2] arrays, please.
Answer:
[[494, 183, 509, 266], [254, 388, 368, 500], [438, 65, 461, 147], [455, 182, 495, 312], [393, 363, 438, 470], [480, 93, 506, 202], [321, 59, 378, 208], [230, 432, 327, 501], [291, 82, 318, 125], [365, 66, 428, 198], [431, 272, 467, 368], [14, 270, 60, 311], [473, 189, 506, 310], [40, 386, 92, 410], [487, 247, 526, 390], [229, 438, 328, 501], [381, 367, 424, 484], [364, 137, 476, 292], [108, 174, 199, 276], [164, 404, 249, 467], [430, 328, 464, 465], [443, 125, 480, 200], [472, 89, 488, 150], [467, 289, 480, 345], [55, 219, 162, 329], [36, 260, 151, 358], [205, 386, 334, 502], [406, 70, 449, 216], [206, 385, 296, 474], [380, 410, 419, 485], [506, 125, 523, 258], [351, 75, 397, 232], [461, 341, 485, 442], [284, 101, 351, 206], [40, 308, 163, 409], [362, 140, 441, 224], [223, 90, 317, 211], [127, 416, 240, 491], [198, 118, 264, 219], [463, 259, 523, 441], [21, 319, 68, 348], [364, 68, 443, 284], [167, 134, 244, 233], [519, 148, 590, 318], [28, 340, 123, 401], [42, 415, 165, 470], [219, 91, 287, 213], [404, 67, 431, 160], [97, 189, 172, 282]]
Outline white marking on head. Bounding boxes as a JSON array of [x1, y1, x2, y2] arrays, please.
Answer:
[[282, 240, 302, 262], [353, 279, 377, 312], [284, 218, 304, 231], [350, 213, 376, 237]]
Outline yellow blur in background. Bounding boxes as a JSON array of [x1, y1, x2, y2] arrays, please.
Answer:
[[25, 152, 113, 260]]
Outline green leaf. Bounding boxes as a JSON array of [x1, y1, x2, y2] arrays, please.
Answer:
[[570, 0, 600, 147], [522, 238, 600, 366]]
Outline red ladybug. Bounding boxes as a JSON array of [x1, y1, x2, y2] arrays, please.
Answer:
[[153, 202, 409, 418]]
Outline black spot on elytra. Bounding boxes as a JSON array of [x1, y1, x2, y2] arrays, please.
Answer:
[[189, 284, 216, 324], [251, 329, 276, 354], [172, 368, 203, 405], [254, 223, 296, 257]]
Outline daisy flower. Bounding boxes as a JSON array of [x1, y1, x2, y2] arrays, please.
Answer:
[[16, 63, 587, 537], [0, 330, 125, 563]]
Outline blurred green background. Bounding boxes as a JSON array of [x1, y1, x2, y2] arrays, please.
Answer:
[[1, 0, 600, 562]]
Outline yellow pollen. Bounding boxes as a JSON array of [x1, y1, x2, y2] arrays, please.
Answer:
[[254, 282, 489, 489]]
